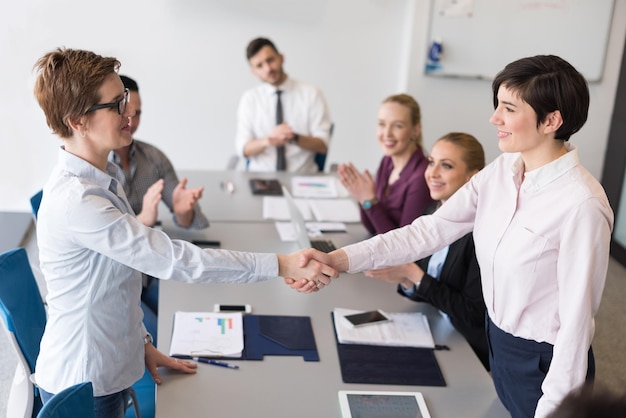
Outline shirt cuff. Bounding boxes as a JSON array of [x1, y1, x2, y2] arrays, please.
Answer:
[[255, 253, 279, 278]]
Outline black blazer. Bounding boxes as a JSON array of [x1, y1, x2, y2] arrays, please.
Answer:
[[398, 232, 490, 371]]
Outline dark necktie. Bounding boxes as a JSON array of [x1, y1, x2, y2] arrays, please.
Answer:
[[275, 90, 286, 171]]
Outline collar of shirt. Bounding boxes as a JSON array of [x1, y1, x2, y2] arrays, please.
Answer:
[[59, 146, 128, 209], [261, 76, 294, 95], [108, 140, 138, 181], [519, 143, 579, 192]]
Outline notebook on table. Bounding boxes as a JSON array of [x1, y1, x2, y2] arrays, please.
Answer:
[[330, 312, 446, 387], [282, 185, 336, 253]]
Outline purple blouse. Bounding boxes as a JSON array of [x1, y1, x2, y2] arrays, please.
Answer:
[[361, 147, 433, 235]]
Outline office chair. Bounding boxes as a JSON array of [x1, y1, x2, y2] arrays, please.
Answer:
[[36, 382, 94, 418], [125, 368, 155, 418], [0, 247, 46, 418], [313, 122, 334, 172], [30, 190, 43, 219]]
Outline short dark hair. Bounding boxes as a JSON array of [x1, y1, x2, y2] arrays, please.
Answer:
[[246, 37, 279, 60], [492, 55, 589, 141], [548, 384, 626, 418], [119, 75, 139, 92]]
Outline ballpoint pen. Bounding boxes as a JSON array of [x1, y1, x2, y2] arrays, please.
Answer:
[[193, 357, 239, 369]]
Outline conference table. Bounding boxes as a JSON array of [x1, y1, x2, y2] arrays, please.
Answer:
[[155, 170, 508, 418], [175, 169, 351, 223]]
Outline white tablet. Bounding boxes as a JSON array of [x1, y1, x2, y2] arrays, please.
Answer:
[[338, 390, 431, 418]]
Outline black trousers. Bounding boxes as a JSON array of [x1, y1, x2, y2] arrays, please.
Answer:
[[486, 316, 595, 418]]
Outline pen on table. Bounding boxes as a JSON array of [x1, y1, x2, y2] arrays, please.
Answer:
[[193, 357, 239, 369]]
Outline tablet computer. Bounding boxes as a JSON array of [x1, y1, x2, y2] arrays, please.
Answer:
[[249, 178, 283, 196], [338, 390, 431, 418]]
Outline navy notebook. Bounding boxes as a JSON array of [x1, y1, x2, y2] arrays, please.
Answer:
[[331, 313, 446, 386], [242, 315, 319, 361]]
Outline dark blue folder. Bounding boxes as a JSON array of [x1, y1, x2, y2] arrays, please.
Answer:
[[331, 313, 446, 386], [242, 315, 319, 361]]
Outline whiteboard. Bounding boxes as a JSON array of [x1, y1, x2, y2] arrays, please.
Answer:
[[425, 0, 615, 81]]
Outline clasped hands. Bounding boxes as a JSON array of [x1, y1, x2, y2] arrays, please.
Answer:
[[267, 123, 295, 147], [280, 248, 348, 293]]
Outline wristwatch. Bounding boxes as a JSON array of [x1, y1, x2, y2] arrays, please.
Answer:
[[291, 133, 300, 144], [361, 197, 379, 210], [143, 333, 153, 345]]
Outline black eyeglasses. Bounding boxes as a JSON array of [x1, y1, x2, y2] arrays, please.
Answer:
[[86, 88, 129, 115]]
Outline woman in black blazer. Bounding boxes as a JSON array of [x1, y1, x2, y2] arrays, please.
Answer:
[[365, 132, 489, 370]]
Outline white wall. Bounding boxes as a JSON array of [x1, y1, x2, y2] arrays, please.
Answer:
[[1, 0, 625, 212]]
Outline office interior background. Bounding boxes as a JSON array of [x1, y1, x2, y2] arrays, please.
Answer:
[[1, 0, 625, 237], [2, 2, 626, 416]]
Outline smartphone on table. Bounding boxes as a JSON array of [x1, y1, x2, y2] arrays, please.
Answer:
[[213, 304, 252, 314], [343, 310, 391, 328]]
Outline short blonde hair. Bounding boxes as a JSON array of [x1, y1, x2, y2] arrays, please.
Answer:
[[33, 48, 120, 138]]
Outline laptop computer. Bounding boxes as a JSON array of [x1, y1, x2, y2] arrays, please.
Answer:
[[281, 185, 337, 253]]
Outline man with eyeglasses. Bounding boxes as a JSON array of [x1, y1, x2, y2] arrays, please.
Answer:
[[109, 75, 210, 342], [110, 75, 209, 230], [235, 37, 332, 172]]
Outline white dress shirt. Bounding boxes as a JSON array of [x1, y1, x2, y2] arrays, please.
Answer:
[[235, 77, 331, 173], [342, 144, 613, 418], [35, 148, 278, 396]]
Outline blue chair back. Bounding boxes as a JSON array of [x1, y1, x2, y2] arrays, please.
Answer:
[[30, 190, 43, 219], [314, 122, 334, 172], [125, 368, 156, 418], [0, 247, 47, 373], [0, 247, 47, 417], [37, 382, 94, 418], [314, 153, 327, 172]]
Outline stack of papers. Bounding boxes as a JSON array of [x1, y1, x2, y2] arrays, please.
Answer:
[[263, 196, 313, 221], [169, 311, 244, 358], [333, 308, 435, 348], [274, 221, 347, 242], [291, 176, 351, 198], [309, 199, 360, 222], [263, 197, 359, 222], [291, 176, 338, 198]]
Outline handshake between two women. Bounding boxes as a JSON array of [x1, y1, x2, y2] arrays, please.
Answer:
[[280, 248, 349, 293]]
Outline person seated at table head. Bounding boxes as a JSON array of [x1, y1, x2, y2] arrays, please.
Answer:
[[31, 47, 337, 418], [363, 132, 489, 370], [235, 37, 332, 173], [110, 75, 209, 230], [292, 55, 613, 418], [338, 93, 434, 235]]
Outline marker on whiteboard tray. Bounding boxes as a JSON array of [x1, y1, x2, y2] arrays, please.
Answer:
[[426, 38, 443, 72]]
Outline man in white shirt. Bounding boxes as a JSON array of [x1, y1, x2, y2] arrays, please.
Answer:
[[235, 37, 332, 173]]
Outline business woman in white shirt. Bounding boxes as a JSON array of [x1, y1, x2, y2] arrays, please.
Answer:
[[32, 48, 336, 418], [295, 55, 613, 418]]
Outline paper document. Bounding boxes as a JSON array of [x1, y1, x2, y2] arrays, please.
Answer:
[[263, 196, 313, 220], [275, 221, 347, 241], [169, 311, 244, 358], [309, 199, 360, 223], [291, 176, 338, 198], [333, 308, 435, 348]]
